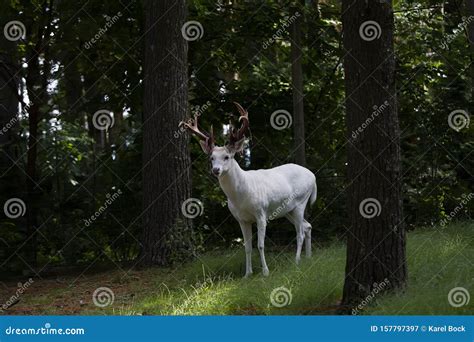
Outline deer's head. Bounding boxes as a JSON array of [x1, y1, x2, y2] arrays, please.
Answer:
[[180, 102, 249, 177]]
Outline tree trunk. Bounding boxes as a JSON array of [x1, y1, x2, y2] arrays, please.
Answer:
[[24, 55, 41, 267], [468, 0, 474, 44], [140, 0, 192, 266], [22, 0, 55, 267], [341, 0, 406, 310], [0, 38, 21, 205], [290, 3, 306, 166], [63, 56, 83, 122], [467, 0, 474, 101]]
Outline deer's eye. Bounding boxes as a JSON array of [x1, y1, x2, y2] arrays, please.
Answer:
[[211, 157, 214, 161], [224, 156, 229, 160]]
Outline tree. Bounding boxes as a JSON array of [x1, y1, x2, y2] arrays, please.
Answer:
[[0, 25, 21, 206], [22, 0, 56, 266], [290, 1, 306, 166], [468, 0, 474, 46], [467, 0, 474, 101], [341, 1, 407, 309], [140, 0, 193, 266]]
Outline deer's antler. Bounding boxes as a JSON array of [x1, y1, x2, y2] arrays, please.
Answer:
[[228, 102, 249, 146], [179, 114, 214, 153]]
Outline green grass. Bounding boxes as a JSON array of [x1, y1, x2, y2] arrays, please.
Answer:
[[2, 222, 472, 315], [368, 221, 473, 315]]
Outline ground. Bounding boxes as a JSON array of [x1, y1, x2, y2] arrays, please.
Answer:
[[0, 222, 472, 315]]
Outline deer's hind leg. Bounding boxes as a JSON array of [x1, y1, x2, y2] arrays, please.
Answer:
[[303, 218, 312, 258], [285, 206, 306, 264]]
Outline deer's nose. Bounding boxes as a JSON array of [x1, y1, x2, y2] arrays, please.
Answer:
[[212, 167, 220, 176]]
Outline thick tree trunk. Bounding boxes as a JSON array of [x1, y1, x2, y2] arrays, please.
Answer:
[[25, 103, 40, 266], [0, 42, 19, 166], [140, 0, 192, 266], [341, 1, 406, 309], [22, 0, 54, 267], [467, 0, 474, 101], [468, 0, 474, 44], [0, 38, 21, 205], [290, 3, 306, 166], [63, 56, 82, 121], [25, 55, 41, 267]]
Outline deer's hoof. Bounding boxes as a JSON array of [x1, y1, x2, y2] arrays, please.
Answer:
[[243, 272, 253, 279], [262, 268, 270, 277]]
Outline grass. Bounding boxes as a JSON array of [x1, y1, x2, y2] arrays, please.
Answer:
[[0, 222, 472, 315]]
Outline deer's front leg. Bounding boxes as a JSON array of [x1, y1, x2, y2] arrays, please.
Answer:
[[239, 221, 253, 278], [256, 217, 270, 276]]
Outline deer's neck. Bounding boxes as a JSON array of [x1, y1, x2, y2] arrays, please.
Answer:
[[218, 159, 248, 203]]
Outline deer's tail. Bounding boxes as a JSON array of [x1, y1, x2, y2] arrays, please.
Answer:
[[310, 181, 317, 206]]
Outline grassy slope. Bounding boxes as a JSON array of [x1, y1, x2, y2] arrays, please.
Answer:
[[1, 222, 472, 315]]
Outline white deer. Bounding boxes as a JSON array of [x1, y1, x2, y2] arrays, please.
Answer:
[[181, 103, 317, 277]]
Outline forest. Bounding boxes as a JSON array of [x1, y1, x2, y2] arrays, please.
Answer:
[[0, 0, 472, 315]]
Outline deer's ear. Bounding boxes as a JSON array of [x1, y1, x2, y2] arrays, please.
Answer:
[[226, 137, 246, 154]]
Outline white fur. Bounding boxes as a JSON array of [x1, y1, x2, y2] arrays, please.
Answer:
[[210, 146, 317, 277]]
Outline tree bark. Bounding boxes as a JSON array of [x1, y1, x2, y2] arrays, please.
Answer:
[[22, 0, 55, 267], [140, 0, 192, 266], [0, 36, 21, 204], [290, 3, 306, 166], [467, 0, 474, 101], [468, 0, 474, 44], [24, 51, 42, 267], [341, 0, 406, 310]]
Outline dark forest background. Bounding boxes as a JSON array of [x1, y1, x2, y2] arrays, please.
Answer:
[[0, 0, 472, 276]]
